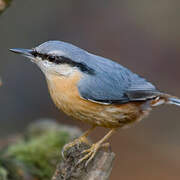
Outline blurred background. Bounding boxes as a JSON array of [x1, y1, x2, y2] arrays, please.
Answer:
[[0, 0, 180, 179]]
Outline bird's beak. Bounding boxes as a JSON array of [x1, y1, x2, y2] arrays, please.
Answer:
[[9, 48, 34, 59]]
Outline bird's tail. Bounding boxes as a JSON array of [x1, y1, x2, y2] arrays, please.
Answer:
[[167, 97, 180, 106], [151, 93, 180, 107]]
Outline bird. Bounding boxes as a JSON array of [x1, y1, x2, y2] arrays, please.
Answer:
[[10, 40, 180, 166]]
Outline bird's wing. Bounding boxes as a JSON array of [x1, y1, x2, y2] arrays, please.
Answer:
[[78, 54, 160, 104]]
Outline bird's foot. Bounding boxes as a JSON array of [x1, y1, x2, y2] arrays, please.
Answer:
[[77, 142, 110, 167], [62, 135, 90, 159]]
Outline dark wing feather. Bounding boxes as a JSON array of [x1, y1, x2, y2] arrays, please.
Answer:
[[78, 54, 160, 104]]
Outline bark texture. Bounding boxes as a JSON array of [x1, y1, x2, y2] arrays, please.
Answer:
[[52, 142, 115, 180]]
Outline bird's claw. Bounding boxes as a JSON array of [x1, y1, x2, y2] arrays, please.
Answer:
[[77, 142, 102, 167], [62, 136, 90, 159]]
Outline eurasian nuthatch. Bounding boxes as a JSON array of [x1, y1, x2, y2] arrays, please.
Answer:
[[10, 41, 180, 165]]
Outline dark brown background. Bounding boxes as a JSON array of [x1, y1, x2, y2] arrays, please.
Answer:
[[0, 0, 180, 179]]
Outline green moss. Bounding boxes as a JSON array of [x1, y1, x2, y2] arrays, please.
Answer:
[[7, 130, 70, 180], [0, 121, 82, 179]]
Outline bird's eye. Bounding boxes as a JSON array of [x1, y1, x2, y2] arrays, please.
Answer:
[[48, 55, 56, 62]]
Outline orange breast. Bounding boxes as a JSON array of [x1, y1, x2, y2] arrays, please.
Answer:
[[46, 72, 150, 128]]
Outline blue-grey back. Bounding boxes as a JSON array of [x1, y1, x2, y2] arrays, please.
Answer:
[[78, 53, 159, 104]]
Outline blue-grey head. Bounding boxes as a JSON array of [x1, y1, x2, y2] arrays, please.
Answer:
[[10, 41, 94, 77]]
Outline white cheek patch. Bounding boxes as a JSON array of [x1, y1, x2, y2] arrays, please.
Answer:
[[55, 65, 78, 76], [36, 59, 79, 77], [42, 60, 53, 68], [36, 60, 54, 74]]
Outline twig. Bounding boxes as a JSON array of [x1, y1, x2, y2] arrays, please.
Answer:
[[52, 142, 115, 180]]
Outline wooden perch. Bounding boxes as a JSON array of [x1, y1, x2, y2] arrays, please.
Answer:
[[52, 142, 115, 180]]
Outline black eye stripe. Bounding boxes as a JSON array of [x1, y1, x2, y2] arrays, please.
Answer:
[[32, 51, 48, 59], [32, 51, 94, 74], [31, 51, 38, 57]]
